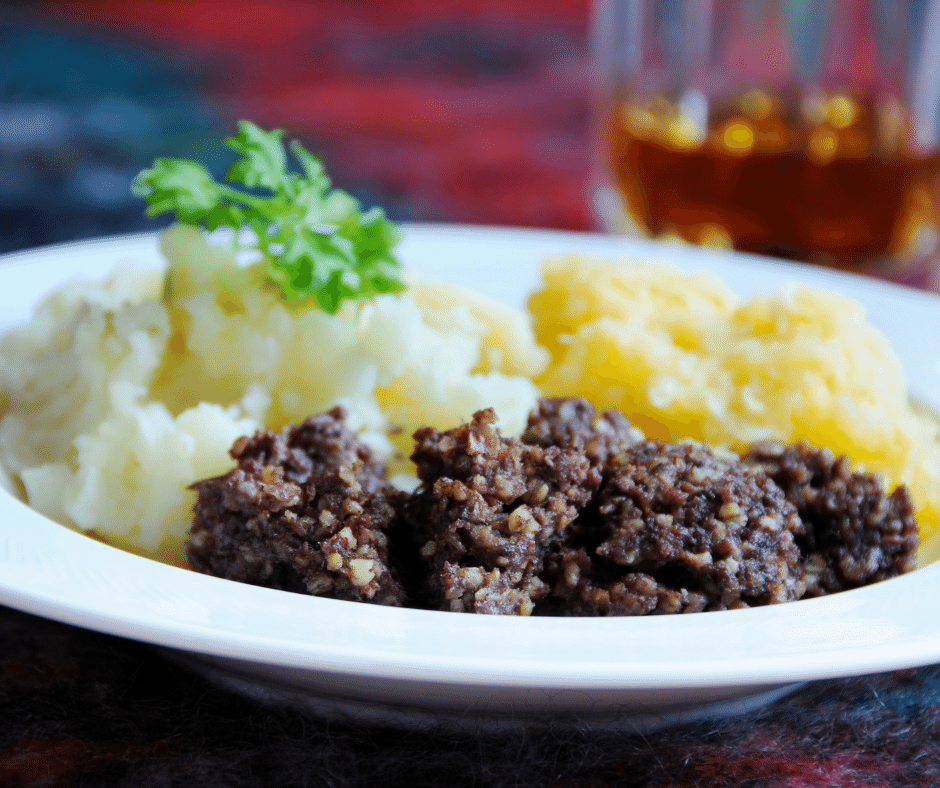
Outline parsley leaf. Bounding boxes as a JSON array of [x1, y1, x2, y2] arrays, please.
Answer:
[[132, 120, 403, 312]]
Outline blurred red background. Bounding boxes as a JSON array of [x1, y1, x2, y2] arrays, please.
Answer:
[[15, 0, 594, 245]]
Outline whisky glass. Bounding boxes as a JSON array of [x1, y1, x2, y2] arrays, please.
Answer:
[[592, 0, 940, 285]]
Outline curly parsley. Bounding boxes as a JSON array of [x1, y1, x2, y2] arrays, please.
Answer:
[[132, 121, 403, 313]]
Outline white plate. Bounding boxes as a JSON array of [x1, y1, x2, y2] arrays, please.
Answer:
[[2, 225, 940, 731]]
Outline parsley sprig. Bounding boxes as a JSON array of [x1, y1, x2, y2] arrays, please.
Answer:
[[132, 121, 403, 313]]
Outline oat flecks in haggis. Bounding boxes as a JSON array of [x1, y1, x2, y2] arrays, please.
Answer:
[[186, 397, 921, 616], [547, 440, 805, 616], [187, 406, 406, 606], [744, 440, 919, 595], [521, 396, 644, 472], [407, 407, 600, 614]]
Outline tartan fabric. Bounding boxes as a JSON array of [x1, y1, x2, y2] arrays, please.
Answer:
[[2, 605, 938, 787]]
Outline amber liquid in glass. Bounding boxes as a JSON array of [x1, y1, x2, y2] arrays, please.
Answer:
[[610, 90, 940, 273]]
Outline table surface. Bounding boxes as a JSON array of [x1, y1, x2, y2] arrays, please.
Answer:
[[3, 3, 940, 786], [2, 603, 940, 787]]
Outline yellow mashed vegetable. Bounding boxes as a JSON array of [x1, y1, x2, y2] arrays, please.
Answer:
[[529, 255, 940, 546]]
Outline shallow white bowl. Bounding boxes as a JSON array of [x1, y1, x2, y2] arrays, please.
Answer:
[[2, 225, 940, 731]]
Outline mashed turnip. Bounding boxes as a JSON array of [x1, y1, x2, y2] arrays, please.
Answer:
[[530, 255, 940, 545]]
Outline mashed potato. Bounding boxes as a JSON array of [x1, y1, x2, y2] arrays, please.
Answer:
[[530, 255, 940, 543], [0, 226, 543, 565]]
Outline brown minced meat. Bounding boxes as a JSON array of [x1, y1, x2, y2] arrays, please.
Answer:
[[186, 398, 920, 615], [187, 407, 406, 606], [545, 441, 804, 615], [405, 407, 600, 614], [743, 440, 919, 596], [520, 396, 644, 471]]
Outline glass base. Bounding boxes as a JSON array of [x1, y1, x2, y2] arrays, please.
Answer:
[[592, 184, 940, 293]]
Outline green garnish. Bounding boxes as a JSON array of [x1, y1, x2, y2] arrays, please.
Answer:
[[132, 120, 403, 313]]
